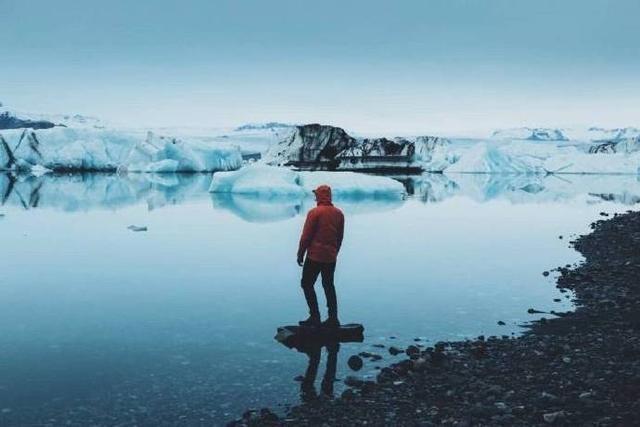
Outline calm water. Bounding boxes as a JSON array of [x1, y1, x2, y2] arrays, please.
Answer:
[[0, 172, 637, 425]]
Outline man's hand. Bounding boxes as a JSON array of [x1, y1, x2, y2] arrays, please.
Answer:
[[297, 254, 304, 267]]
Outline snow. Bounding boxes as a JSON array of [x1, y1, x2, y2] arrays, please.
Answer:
[[0, 128, 242, 173], [208, 165, 406, 199]]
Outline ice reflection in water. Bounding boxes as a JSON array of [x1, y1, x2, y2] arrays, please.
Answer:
[[0, 171, 638, 425]]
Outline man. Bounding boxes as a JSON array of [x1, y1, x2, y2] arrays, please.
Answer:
[[297, 185, 345, 328]]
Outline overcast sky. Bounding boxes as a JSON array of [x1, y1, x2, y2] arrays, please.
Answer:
[[1, 0, 638, 135]]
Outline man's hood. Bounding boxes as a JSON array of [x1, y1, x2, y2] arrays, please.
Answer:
[[313, 185, 332, 205]]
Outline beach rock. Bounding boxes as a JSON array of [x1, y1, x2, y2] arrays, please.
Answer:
[[348, 356, 363, 371], [388, 346, 404, 356]]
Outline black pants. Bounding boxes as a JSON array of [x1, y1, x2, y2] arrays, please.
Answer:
[[301, 258, 338, 319]]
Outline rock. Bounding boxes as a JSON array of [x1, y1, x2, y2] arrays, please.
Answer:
[[259, 409, 279, 423], [497, 320, 506, 325], [543, 410, 565, 423], [348, 355, 363, 371], [344, 376, 363, 387], [127, 225, 148, 232], [405, 345, 420, 357], [372, 344, 385, 348], [543, 271, 550, 277], [388, 346, 404, 356]]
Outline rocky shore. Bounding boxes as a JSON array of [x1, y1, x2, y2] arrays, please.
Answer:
[[233, 210, 640, 426]]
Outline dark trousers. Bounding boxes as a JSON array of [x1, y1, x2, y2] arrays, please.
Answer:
[[301, 258, 338, 319]]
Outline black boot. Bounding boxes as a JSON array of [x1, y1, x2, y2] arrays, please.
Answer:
[[299, 315, 321, 327]]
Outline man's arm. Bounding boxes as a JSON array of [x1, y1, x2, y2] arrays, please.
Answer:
[[297, 210, 318, 265], [336, 211, 345, 253]]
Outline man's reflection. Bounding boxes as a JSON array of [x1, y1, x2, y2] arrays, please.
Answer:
[[296, 342, 339, 402]]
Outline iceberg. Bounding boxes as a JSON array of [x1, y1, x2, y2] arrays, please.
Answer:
[[208, 165, 407, 199], [262, 124, 640, 174], [0, 128, 242, 173]]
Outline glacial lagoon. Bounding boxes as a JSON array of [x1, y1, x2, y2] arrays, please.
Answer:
[[1, 172, 638, 425]]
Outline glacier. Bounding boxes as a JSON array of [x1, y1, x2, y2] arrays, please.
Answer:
[[0, 128, 242, 173], [2, 101, 640, 176]]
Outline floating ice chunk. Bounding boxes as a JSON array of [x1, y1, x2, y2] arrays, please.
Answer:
[[209, 165, 406, 200], [209, 165, 305, 198]]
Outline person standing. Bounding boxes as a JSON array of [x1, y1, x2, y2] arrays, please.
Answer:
[[297, 185, 344, 328]]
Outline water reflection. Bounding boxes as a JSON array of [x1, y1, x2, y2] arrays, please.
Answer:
[[298, 342, 339, 402], [1, 172, 639, 220], [0, 172, 210, 212]]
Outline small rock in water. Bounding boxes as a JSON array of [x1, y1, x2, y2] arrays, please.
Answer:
[[347, 355, 363, 371], [128, 225, 148, 232], [497, 320, 506, 325], [388, 346, 404, 356], [527, 308, 545, 314], [542, 271, 550, 277], [553, 298, 561, 302], [372, 343, 385, 348]]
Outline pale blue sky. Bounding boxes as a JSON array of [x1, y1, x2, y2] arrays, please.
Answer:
[[1, 0, 638, 135]]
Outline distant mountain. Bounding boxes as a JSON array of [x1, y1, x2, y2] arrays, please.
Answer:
[[491, 127, 569, 141], [0, 102, 104, 130], [492, 126, 640, 142], [234, 122, 295, 132], [585, 127, 640, 142], [0, 111, 57, 130]]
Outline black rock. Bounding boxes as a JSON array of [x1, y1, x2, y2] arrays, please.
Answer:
[[388, 346, 404, 356], [405, 345, 420, 357], [348, 355, 364, 371]]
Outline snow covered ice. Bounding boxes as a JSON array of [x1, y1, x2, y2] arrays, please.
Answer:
[[208, 165, 407, 199], [0, 128, 242, 173]]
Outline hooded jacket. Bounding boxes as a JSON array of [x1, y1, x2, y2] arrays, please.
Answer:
[[297, 185, 345, 263]]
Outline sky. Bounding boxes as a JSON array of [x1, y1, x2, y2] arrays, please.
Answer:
[[1, 0, 639, 136]]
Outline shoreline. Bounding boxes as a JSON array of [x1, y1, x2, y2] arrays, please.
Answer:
[[233, 209, 640, 426]]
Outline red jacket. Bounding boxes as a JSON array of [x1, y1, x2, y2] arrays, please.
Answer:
[[297, 185, 345, 263]]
